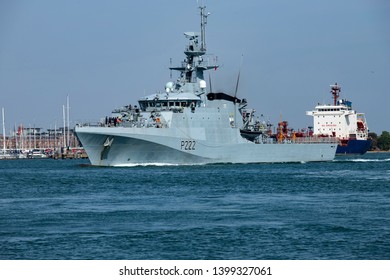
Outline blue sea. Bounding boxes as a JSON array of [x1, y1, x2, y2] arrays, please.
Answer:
[[1, 153, 389, 260]]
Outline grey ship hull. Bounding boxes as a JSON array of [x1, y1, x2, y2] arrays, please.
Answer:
[[76, 126, 337, 166]]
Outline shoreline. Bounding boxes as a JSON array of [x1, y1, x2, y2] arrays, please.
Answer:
[[367, 150, 390, 153]]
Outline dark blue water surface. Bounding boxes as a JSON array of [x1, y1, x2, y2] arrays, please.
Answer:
[[1, 153, 389, 259]]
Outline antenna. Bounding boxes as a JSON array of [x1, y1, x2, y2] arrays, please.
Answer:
[[330, 82, 341, 106], [208, 73, 213, 93], [200, 6, 210, 52], [234, 54, 244, 97], [170, 58, 172, 79]]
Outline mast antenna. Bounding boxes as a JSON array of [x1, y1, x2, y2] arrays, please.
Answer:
[[234, 54, 244, 97], [170, 58, 172, 79], [200, 6, 210, 52], [208, 73, 213, 93], [330, 83, 341, 106]]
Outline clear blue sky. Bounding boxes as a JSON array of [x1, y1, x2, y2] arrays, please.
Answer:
[[1, 0, 389, 134]]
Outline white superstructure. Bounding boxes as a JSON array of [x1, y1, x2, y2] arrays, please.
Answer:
[[306, 83, 371, 154], [306, 83, 369, 141]]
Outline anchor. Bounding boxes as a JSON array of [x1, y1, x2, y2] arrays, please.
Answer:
[[100, 136, 114, 160]]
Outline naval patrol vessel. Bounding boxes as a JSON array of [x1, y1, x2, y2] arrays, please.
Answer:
[[75, 6, 337, 166]]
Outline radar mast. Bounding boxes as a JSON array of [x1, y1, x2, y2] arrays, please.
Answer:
[[330, 83, 341, 106], [200, 6, 209, 52]]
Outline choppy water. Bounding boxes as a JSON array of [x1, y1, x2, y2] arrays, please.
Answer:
[[1, 153, 389, 259]]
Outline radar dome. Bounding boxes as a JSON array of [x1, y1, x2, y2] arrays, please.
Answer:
[[199, 80, 207, 89], [165, 82, 174, 93]]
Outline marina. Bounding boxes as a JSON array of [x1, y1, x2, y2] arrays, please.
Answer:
[[1, 97, 86, 160], [0, 123, 86, 160]]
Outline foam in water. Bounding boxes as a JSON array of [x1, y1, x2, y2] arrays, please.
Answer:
[[349, 158, 390, 162]]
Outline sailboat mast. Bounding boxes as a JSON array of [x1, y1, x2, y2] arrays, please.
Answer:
[[14, 123, 18, 151], [67, 95, 70, 148], [2, 108, 5, 154], [63, 105, 66, 150]]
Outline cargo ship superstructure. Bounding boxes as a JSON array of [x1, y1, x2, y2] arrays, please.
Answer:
[[75, 6, 337, 166], [306, 83, 371, 154]]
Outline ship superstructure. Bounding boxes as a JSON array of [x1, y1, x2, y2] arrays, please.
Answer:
[[75, 6, 337, 166], [306, 83, 371, 154]]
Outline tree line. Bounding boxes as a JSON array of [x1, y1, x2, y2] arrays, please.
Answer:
[[369, 131, 390, 151]]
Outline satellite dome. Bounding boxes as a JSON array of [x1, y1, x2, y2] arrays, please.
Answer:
[[165, 82, 175, 93], [199, 80, 207, 89]]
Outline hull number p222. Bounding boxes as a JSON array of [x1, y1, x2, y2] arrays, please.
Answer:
[[181, 140, 196, 150]]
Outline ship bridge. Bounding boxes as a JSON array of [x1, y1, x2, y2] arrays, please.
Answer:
[[306, 83, 369, 141], [138, 91, 201, 112]]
